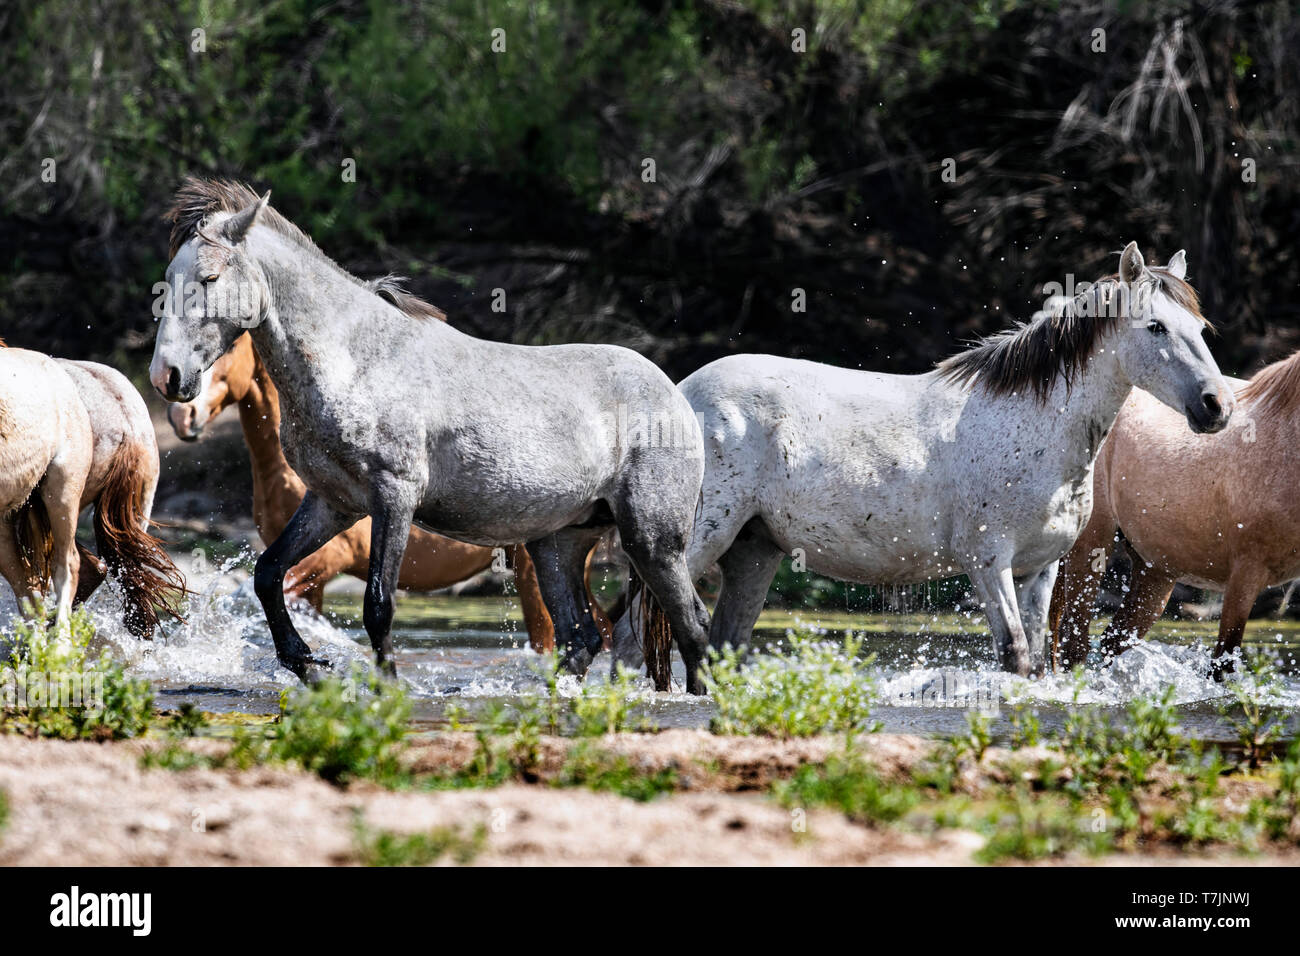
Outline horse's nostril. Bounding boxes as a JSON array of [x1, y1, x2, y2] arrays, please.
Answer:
[[167, 367, 181, 397], [1202, 393, 1221, 418]]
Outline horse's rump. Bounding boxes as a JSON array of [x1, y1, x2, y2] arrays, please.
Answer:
[[93, 441, 187, 637]]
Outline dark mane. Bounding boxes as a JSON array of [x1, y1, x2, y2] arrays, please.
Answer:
[[937, 266, 1209, 401], [164, 177, 444, 321]]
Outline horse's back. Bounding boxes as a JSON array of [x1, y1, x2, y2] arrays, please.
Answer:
[[1101, 381, 1300, 589], [0, 350, 91, 512]]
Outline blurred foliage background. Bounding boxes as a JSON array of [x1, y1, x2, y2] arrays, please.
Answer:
[[1, 0, 1297, 382]]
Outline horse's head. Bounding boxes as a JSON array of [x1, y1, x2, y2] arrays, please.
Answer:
[[150, 192, 272, 402], [167, 332, 257, 440], [1111, 242, 1233, 434]]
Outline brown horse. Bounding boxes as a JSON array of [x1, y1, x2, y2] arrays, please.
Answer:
[[167, 331, 612, 651], [1050, 348, 1300, 675]]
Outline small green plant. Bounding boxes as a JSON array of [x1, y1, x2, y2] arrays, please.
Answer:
[[554, 742, 678, 801], [1, 606, 152, 741], [167, 702, 209, 738], [354, 818, 487, 866], [952, 709, 994, 763], [231, 667, 412, 785], [0, 788, 8, 837], [1219, 651, 1286, 770], [1006, 693, 1040, 749], [975, 789, 1110, 863], [572, 665, 649, 736], [775, 743, 919, 824], [139, 742, 210, 772], [704, 631, 881, 737], [1248, 737, 1300, 842]]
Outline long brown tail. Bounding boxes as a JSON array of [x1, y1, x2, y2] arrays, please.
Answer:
[[628, 569, 673, 691], [93, 443, 187, 638], [13, 487, 54, 595]]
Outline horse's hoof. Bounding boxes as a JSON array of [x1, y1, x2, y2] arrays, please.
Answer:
[[286, 655, 332, 684], [559, 646, 595, 679]]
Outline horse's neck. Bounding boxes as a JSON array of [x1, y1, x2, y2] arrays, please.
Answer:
[[1030, 346, 1132, 472], [236, 357, 307, 540]]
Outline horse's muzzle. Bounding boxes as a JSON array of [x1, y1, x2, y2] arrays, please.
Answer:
[[1185, 389, 1233, 434]]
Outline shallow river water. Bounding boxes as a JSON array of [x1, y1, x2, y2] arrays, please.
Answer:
[[34, 556, 1300, 744]]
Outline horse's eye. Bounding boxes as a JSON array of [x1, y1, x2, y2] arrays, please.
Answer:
[[1146, 320, 1167, 336]]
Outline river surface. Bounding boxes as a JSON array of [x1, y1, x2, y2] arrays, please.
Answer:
[[37, 556, 1300, 743]]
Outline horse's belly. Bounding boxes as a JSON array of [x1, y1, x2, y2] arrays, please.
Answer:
[[763, 504, 961, 586]]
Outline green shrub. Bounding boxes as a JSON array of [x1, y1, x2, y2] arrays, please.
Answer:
[[1, 606, 152, 741], [553, 743, 678, 801], [232, 667, 412, 785], [354, 818, 486, 866], [1219, 650, 1287, 770], [775, 744, 918, 824], [704, 632, 881, 737]]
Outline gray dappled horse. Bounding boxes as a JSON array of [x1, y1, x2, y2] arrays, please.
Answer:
[[150, 179, 709, 692]]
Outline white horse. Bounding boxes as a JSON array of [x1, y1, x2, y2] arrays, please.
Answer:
[[614, 244, 1233, 676]]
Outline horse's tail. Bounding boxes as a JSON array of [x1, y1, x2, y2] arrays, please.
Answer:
[[13, 487, 54, 591], [628, 568, 673, 692], [93, 442, 187, 637]]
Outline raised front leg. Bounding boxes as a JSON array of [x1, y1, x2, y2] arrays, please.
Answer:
[[254, 491, 355, 680], [968, 562, 1035, 676], [364, 499, 416, 677]]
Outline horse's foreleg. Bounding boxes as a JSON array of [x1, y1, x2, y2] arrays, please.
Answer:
[[711, 519, 784, 652], [968, 563, 1035, 676], [254, 491, 355, 680], [1209, 564, 1270, 680], [1016, 563, 1058, 675], [363, 501, 415, 677]]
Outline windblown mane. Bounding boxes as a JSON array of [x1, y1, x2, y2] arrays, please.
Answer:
[[164, 177, 444, 321], [1237, 349, 1300, 416], [937, 266, 1208, 401]]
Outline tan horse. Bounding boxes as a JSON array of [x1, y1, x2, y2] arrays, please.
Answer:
[[1050, 349, 1300, 675], [0, 348, 93, 626], [168, 332, 612, 651], [58, 359, 186, 637]]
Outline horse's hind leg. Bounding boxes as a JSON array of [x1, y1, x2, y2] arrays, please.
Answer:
[[614, 505, 710, 694], [1208, 563, 1270, 680], [40, 466, 82, 627], [1050, 520, 1117, 670], [968, 563, 1035, 676], [525, 528, 605, 677], [1098, 558, 1176, 663], [710, 518, 784, 651]]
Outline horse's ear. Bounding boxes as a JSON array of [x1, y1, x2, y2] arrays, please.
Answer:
[[1166, 249, 1188, 280], [221, 191, 271, 245], [1119, 241, 1146, 284]]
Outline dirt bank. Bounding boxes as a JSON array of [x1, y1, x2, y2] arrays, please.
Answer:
[[0, 731, 1293, 866]]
